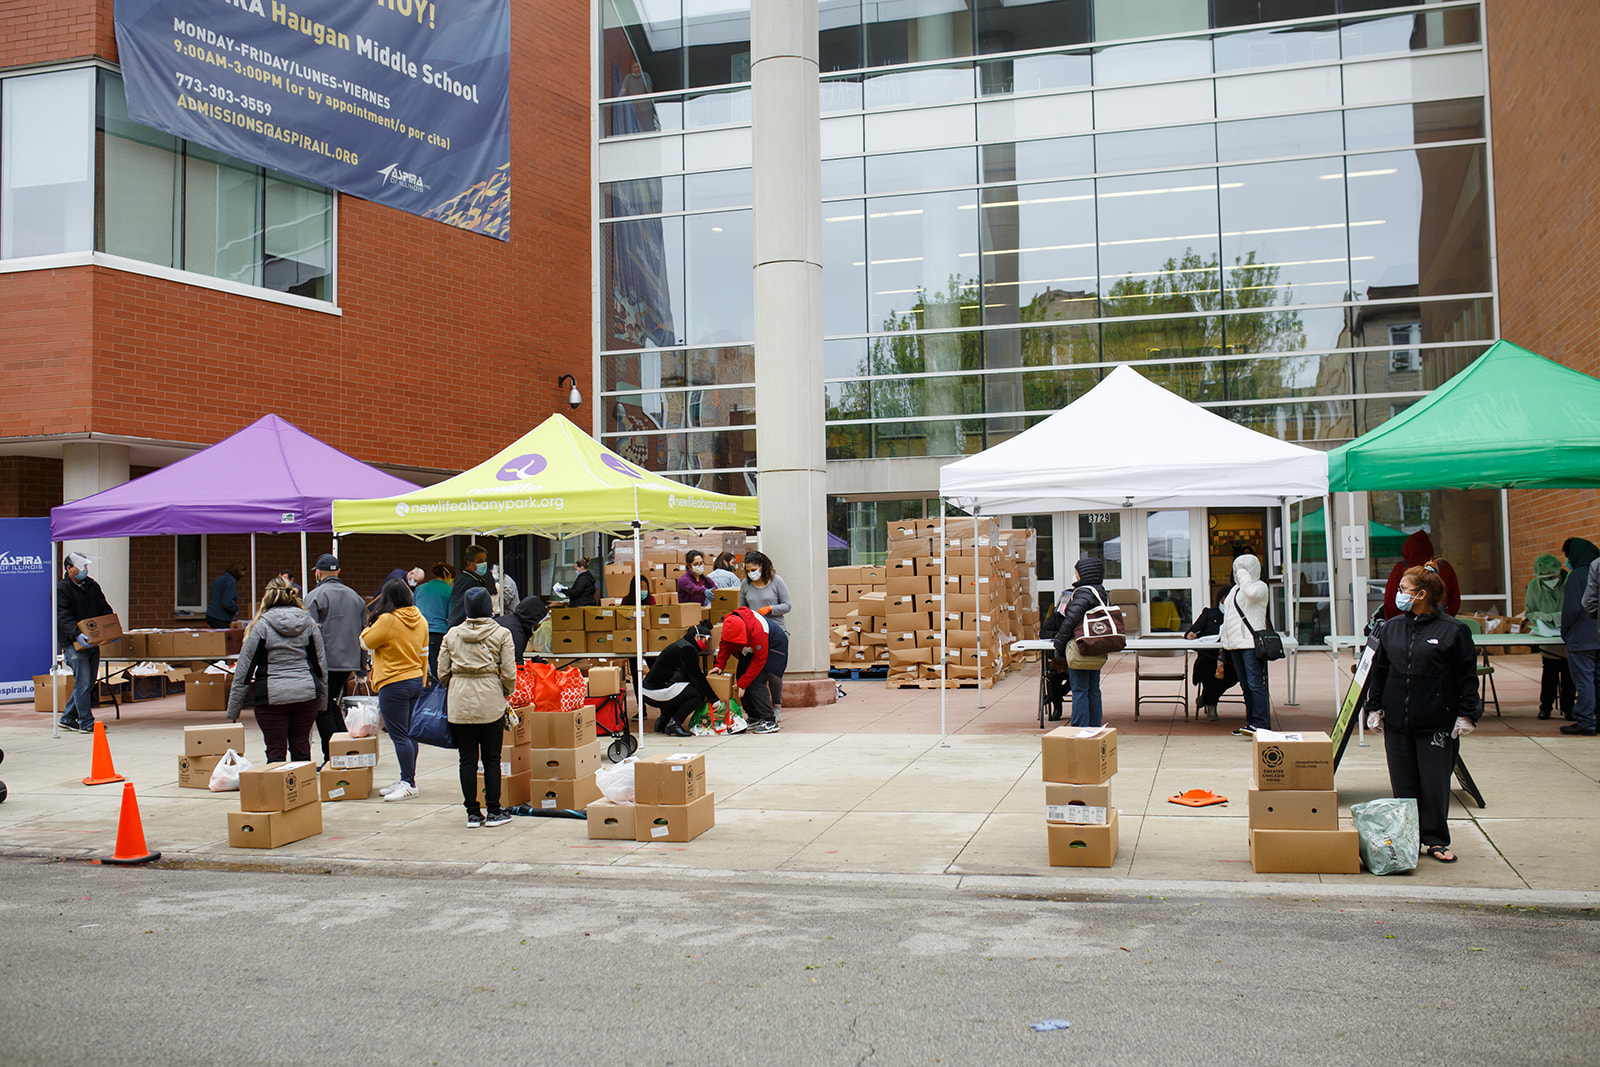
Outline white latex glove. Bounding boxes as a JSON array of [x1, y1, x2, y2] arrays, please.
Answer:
[[1364, 709, 1383, 732], [1452, 716, 1476, 738]]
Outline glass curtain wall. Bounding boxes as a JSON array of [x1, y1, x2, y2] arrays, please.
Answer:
[[598, 1, 1492, 474]]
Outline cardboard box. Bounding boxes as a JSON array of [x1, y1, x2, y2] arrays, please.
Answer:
[[710, 589, 739, 612], [185, 723, 246, 757], [586, 798, 638, 839], [829, 566, 864, 584], [889, 647, 933, 669], [76, 613, 124, 647], [612, 632, 638, 655], [1041, 726, 1118, 785], [587, 632, 616, 655], [529, 707, 597, 748], [177, 753, 223, 789], [707, 674, 733, 702], [227, 802, 322, 848], [143, 631, 176, 660], [584, 607, 617, 632], [552, 632, 585, 655], [647, 629, 674, 651], [1246, 781, 1338, 830], [650, 603, 703, 629], [238, 761, 319, 813], [33, 675, 72, 713], [1248, 827, 1360, 874], [171, 629, 243, 658], [319, 766, 373, 802], [503, 712, 533, 748], [1047, 807, 1119, 867], [183, 672, 230, 712], [634, 752, 708, 806], [550, 607, 584, 631], [327, 732, 379, 771], [604, 564, 632, 600], [634, 792, 716, 842], [534, 773, 602, 810], [528, 740, 605, 780], [1045, 782, 1112, 821], [477, 770, 534, 808], [1253, 731, 1335, 791], [587, 666, 623, 696], [482, 743, 534, 778]]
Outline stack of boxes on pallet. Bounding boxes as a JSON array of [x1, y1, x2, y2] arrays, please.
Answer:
[[178, 724, 246, 788], [587, 752, 714, 843], [320, 732, 377, 802], [1041, 725, 1120, 867], [549, 602, 712, 659], [610, 529, 751, 604], [827, 564, 887, 670], [522, 700, 604, 811], [228, 761, 322, 848], [1247, 730, 1359, 874]]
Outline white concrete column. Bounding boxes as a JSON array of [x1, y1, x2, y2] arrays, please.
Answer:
[[61, 443, 131, 622], [752, 0, 830, 700]]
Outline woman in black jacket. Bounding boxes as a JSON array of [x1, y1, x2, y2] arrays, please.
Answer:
[[1366, 561, 1481, 863], [566, 558, 599, 607], [1050, 556, 1109, 728], [642, 626, 721, 737], [1186, 592, 1238, 722]]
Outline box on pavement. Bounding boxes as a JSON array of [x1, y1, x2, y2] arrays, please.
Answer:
[[634, 752, 708, 805], [1045, 782, 1112, 823], [634, 792, 716, 842], [503, 712, 534, 748], [1247, 780, 1337, 830], [177, 753, 223, 789], [33, 675, 73, 713], [533, 773, 602, 810], [586, 798, 637, 840], [1041, 726, 1117, 784], [485, 744, 533, 777], [1253, 731, 1334, 791], [320, 766, 373, 802], [587, 666, 623, 696], [185, 723, 246, 757], [238, 761, 319, 812], [478, 770, 534, 808], [1248, 827, 1360, 874], [227, 802, 322, 848], [184, 672, 230, 712], [327, 732, 378, 770], [528, 740, 605, 780], [530, 706, 597, 748], [1047, 808, 1119, 867]]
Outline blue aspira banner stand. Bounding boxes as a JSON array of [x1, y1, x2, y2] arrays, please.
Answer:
[[115, 0, 511, 239], [0, 519, 52, 702]]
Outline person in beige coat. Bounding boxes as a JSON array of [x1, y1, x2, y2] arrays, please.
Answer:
[[437, 587, 517, 828]]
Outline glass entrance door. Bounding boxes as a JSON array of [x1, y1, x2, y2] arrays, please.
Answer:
[[1140, 509, 1201, 633]]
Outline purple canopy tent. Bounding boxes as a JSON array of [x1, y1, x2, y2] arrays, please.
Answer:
[[45, 415, 415, 736]]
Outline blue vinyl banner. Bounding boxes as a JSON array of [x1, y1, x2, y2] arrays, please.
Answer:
[[114, 0, 511, 239], [0, 519, 52, 702]]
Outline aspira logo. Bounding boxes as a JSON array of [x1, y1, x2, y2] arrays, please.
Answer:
[[0, 550, 46, 573], [377, 163, 428, 193]]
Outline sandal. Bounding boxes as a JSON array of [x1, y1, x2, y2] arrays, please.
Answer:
[[1422, 844, 1457, 863]]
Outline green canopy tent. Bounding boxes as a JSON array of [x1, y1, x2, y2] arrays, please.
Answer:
[[333, 414, 760, 735], [1290, 509, 1409, 558]]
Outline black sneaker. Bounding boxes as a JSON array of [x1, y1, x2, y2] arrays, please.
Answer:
[[483, 810, 512, 828], [1233, 725, 1257, 738], [55, 718, 86, 733], [748, 720, 780, 734], [1560, 724, 1597, 736], [466, 811, 483, 828]]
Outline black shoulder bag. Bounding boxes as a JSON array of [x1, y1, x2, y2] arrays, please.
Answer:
[[1233, 590, 1285, 662]]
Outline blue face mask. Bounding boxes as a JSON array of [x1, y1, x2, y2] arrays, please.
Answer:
[[1394, 591, 1415, 612], [475, 562, 488, 576]]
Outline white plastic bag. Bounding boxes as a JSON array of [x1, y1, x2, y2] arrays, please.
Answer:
[[208, 748, 252, 792], [343, 696, 381, 738], [595, 756, 637, 802]]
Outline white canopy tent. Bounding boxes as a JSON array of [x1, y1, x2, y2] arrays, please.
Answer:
[[934, 366, 1333, 738]]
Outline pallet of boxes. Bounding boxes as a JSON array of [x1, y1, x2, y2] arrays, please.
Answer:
[[588, 751, 714, 843], [1041, 725, 1120, 867], [229, 761, 322, 848], [827, 563, 887, 674], [1247, 730, 1359, 874], [881, 517, 1014, 689]]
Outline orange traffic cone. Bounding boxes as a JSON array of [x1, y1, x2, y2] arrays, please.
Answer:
[[100, 782, 159, 866], [82, 722, 125, 787]]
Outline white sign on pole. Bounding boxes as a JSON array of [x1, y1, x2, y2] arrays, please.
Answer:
[[1340, 525, 1367, 560]]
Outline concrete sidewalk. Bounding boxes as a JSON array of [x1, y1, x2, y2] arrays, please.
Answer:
[[2, 651, 1596, 899]]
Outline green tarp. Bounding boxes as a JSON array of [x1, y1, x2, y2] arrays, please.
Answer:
[[1290, 509, 1409, 556], [1328, 339, 1600, 490]]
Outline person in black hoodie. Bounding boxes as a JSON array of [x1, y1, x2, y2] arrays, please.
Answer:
[[565, 557, 599, 607], [447, 545, 496, 629], [55, 552, 114, 733], [1365, 561, 1480, 862], [495, 593, 549, 666], [1050, 556, 1110, 728], [1566, 537, 1600, 735], [642, 625, 721, 737], [1185, 591, 1238, 722]]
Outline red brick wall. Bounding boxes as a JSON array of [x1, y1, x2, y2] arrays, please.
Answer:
[[0, 457, 64, 517], [0, 0, 103, 69], [1487, 0, 1600, 608]]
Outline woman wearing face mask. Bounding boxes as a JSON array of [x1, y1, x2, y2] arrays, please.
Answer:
[[707, 552, 742, 590], [1364, 561, 1480, 863], [1047, 556, 1109, 728], [1523, 552, 1573, 720], [676, 549, 716, 607], [565, 557, 599, 607], [739, 550, 791, 721], [1220, 553, 1273, 737]]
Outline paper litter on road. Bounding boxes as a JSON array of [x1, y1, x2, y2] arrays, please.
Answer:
[[1029, 1019, 1071, 1032]]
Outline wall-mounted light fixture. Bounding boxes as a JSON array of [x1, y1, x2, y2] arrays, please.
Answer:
[[557, 374, 582, 409]]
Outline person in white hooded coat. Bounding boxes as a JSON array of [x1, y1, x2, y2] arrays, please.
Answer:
[[1220, 553, 1272, 736]]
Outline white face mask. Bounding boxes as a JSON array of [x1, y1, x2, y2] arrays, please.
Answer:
[[747, 569, 761, 581], [692, 564, 705, 575]]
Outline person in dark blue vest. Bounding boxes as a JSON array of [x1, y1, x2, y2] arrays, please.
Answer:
[[206, 561, 246, 628]]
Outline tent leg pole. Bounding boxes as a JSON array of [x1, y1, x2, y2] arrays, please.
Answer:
[[498, 539, 506, 613], [1347, 492, 1366, 748], [633, 513, 644, 739], [301, 532, 308, 594], [1281, 496, 1297, 706], [250, 532, 257, 619], [939, 506, 948, 748], [50, 542, 59, 739]]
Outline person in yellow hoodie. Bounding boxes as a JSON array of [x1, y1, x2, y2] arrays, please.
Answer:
[[361, 578, 428, 801]]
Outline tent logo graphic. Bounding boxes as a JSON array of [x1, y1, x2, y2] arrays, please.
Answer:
[[668, 494, 676, 508], [279, 512, 296, 524], [602, 454, 644, 480], [395, 502, 410, 517], [498, 453, 547, 482]]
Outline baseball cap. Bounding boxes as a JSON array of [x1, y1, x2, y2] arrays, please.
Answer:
[[314, 554, 340, 571]]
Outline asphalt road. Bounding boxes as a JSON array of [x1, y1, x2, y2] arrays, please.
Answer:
[[2, 858, 1596, 1066]]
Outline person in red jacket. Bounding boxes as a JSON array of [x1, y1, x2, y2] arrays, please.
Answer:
[[1383, 530, 1461, 618], [712, 607, 787, 734]]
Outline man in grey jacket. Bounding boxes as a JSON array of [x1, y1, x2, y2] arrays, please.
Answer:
[[303, 553, 368, 762]]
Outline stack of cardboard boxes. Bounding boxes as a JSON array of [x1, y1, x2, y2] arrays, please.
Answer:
[[523, 702, 604, 811], [1246, 730, 1359, 874], [178, 724, 246, 788], [549, 602, 710, 659], [228, 761, 322, 848], [827, 564, 888, 671], [610, 529, 750, 605], [321, 732, 377, 802], [1041, 725, 1119, 867], [587, 751, 714, 843]]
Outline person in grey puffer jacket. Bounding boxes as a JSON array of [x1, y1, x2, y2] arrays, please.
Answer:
[[439, 587, 518, 828], [227, 577, 329, 763]]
